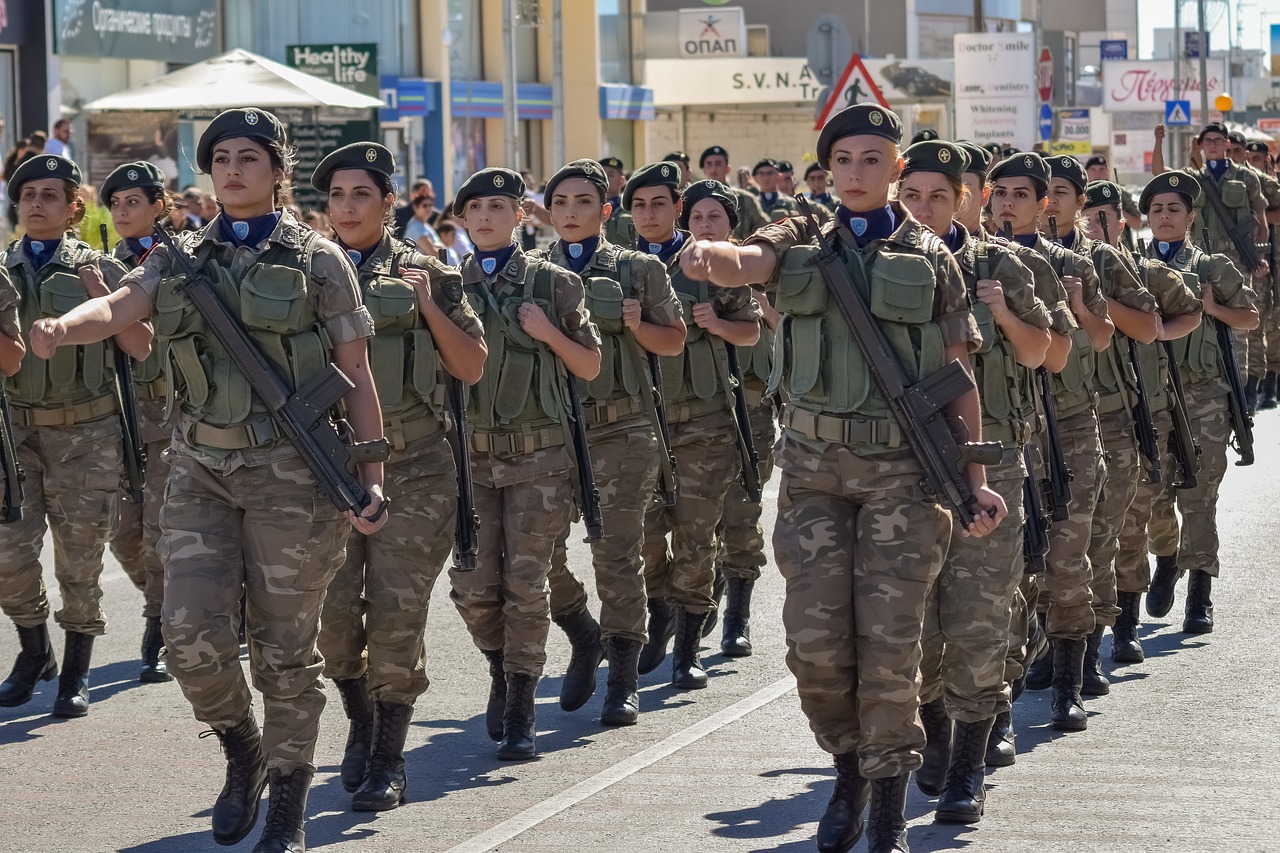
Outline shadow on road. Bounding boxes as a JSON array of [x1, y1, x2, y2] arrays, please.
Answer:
[[0, 658, 157, 735]]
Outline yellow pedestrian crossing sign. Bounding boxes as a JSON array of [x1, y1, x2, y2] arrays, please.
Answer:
[[1165, 100, 1192, 126]]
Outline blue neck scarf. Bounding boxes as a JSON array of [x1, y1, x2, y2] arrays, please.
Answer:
[[1058, 229, 1077, 250], [1207, 159, 1230, 181], [474, 243, 517, 278], [760, 192, 778, 207], [22, 236, 59, 270], [125, 235, 156, 261], [838, 205, 896, 248], [815, 193, 835, 207], [637, 230, 685, 264], [218, 208, 281, 248], [942, 224, 966, 254], [1013, 233, 1039, 248], [1156, 239, 1184, 263], [562, 236, 599, 275], [337, 239, 381, 269]]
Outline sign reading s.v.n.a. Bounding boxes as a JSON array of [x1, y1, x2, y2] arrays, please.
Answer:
[[55, 0, 219, 62]]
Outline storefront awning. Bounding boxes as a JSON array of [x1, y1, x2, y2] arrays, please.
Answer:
[[81, 48, 384, 112]]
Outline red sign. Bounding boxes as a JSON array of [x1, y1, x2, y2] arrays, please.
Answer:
[[814, 54, 889, 131], [1037, 47, 1053, 102]]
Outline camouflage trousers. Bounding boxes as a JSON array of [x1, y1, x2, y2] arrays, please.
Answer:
[[1034, 411, 1103, 639], [320, 433, 457, 705], [773, 438, 951, 779], [1267, 294, 1280, 372], [1087, 410, 1140, 628], [548, 424, 659, 642], [643, 409, 741, 613], [1246, 305, 1268, 378], [1148, 390, 1231, 578], [920, 449, 1026, 722], [1115, 410, 1173, 593], [110, 428, 171, 619], [0, 419, 121, 635], [1003, 575, 1038, 688], [449, 447, 575, 678], [717, 394, 777, 582], [159, 452, 348, 775]]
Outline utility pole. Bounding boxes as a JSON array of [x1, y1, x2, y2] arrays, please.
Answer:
[[1174, 0, 1182, 166], [1198, 0, 1210, 131], [502, 0, 520, 170], [973, 0, 984, 32], [552, 0, 564, 167]]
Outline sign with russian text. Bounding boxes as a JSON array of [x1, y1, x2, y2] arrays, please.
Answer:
[[953, 33, 1037, 149], [1103, 59, 1228, 112], [54, 0, 219, 62], [677, 7, 746, 58], [286, 43, 379, 99]]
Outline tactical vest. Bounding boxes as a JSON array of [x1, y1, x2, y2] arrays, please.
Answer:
[[770, 230, 947, 453], [114, 243, 168, 396], [968, 240, 1037, 444], [1122, 257, 1170, 412], [1194, 167, 1252, 257], [360, 246, 445, 433], [6, 239, 114, 410], [464, 262, 569, 442], [578, 249, 646, 408], [1087, 243, 1142, 417], [660, 265, 735, 421], [151, 230, 329, 431], [1041, 241, 1098, 419], [1167, 252, 1223, 384]]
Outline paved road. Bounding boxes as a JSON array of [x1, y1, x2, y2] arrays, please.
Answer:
[[2, 420, 1279, 853]]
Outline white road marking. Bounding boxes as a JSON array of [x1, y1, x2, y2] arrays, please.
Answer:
[[443, 675, 798, 853]]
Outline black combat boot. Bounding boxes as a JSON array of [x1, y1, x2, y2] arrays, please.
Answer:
[[1246, 374, 1260, 415], [600, 636, 641, 727], [1112, 591, 1145, 663], [1146, 553, 1181, 618], [252, 767, 312, 853], [935, 717, 995, 824], [203, 715, 268, 846], [702, 567, 726, 639], [1081, 625, 1111, 697], [638, 598, 676, 675], [1049, 638, 1088, 732], [553, 604, 603, 712], [1261, 371, 1279, 410], [670, 609, 709, 690], [51, 631, 94, 717], [352, 701, 413, 811], [496, 673, 538, 761], [0, 622, 58, 707], [720, 577, 754, 657], [914, 698, 951, 797], [985, 709, 1015, 768], [864, 774, 911, 853], [1182, 570, 1214, 634], [482, 650, 506, 742], [139, 615, 173, 683], [1012, 612, 1049, 700], [816, 752, 870, 853], [1023, 615, 1054, 692], [333, 676, 374, 793]]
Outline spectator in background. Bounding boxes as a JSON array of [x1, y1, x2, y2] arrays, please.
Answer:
[[179, 188, 205, 228], [393, 179, 439, 238], [405, 191, 443, 253], [198, 192, 218, 224], [45, 119, 75, 163], [75, 184, 117, 247], [435, 219, 465, 267], [303, 209, 334, 239]]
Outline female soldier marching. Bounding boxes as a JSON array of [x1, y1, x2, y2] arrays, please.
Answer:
[[30, 109, 387, 853]]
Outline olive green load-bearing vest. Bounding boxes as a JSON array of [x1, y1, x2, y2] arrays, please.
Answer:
[[464, 264, 571, 442], [579, 250, 646, 407], [114, 243, 167, 394], [660, 266, 737, 422], [152, 230, 330, 431], [1193, 168, 1253, 259], [1166, 251, 1223, 385], [7, 240, 115, 409], [969, 240, 1037, 445], [1085, 243, 1144, 418], [770, 230, 947, 454], [1042, 241, 1099, 420], [360, 248, 445, 432]]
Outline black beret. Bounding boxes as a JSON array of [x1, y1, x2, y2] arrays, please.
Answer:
[[910, 128, 940, 145], [817, 103, 903, 170], [310, 142, 395, 193], [544, 158, 609, 203], [99, 160, 165, 206], [1227, 131, 1247, 146], [196, 108, 286, 173], [901, 141, 970, 182], [1085, 154, 1107, 169], [1083, 180, 1125, 210], [1138, 171, 1200, 215], [662, 151, 691, 165], [957, 141, 992, 176], [988, 151, 1051, 191], [777, 160, 794, 174], [9, 153, 81, 198], [599, 156, 625, 172], [1047, 154, 1087, 193], [622, 161, 682, 210], [699, 145, 729, 166], [752, 158, 780, 174], [804, 162, 827, 178], [679, 179, 739, 231], [452, 167, 525, 215], [1246, 141, 1270, 155], [1197, 122, 1229, 141]]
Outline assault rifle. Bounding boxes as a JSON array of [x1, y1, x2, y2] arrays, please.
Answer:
[[435, 248, 478, 570], [725, 344, 763, 502], [98, 224, 146, 503], [1162, 339, 1201, 489], [646, 350, 679, 507], [1022, 446, 1050, 574], [795, 197, 1001, 527], [1203, 228, 1255, 466], [0, 382, 22, 523], [564, 371, 605, 541], [154, 229, 391, 516]]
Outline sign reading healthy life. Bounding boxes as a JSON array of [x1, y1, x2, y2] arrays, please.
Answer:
[[1165, 100, 1191, 126]]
